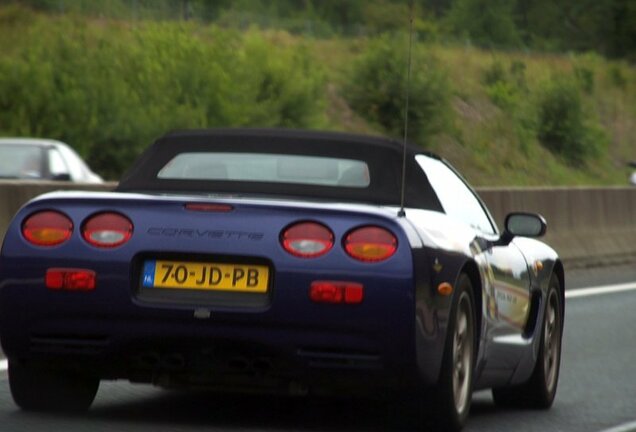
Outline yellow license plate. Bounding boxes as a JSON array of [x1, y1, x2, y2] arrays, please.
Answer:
[[142, 260, 269, 293]]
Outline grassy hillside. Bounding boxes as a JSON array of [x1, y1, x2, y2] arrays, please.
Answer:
[[311, 37, 636, 186], [0, 6, 634, 185], [426, 47, 634, 186]]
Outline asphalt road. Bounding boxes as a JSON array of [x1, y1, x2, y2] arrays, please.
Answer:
[[0, 263, 634, 432]]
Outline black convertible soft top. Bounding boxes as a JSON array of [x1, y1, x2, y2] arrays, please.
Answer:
[[117, 128, 443, 211]]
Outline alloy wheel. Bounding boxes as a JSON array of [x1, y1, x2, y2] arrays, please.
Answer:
[[452, 292, 474, 415]]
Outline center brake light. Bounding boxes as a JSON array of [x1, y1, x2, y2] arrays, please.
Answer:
[[185, 203, 234, 212], [82, 212, 133, 248], [344, 226, 397, 262], [22, 211, 73, 247], [281, 222, 334, 258]]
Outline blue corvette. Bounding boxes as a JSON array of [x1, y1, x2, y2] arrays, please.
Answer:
[[0, 129, 564, 431]]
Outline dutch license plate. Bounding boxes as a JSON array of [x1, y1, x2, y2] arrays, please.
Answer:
[[142, 260, 269, 293]]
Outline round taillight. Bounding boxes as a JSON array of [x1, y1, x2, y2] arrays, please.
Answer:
[[344, 226, 397, 262], [22, 211, 73, 246], [281, 222, 334, 258], [82, 212, 133, 248]]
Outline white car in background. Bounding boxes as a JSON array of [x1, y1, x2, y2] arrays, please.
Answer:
[[0, 138, 102, 183], [629, 162, 636, 186]]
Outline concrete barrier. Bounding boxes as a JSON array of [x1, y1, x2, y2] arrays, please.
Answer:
[[0, 181, 634, 267], [479, 187, 636, 267]]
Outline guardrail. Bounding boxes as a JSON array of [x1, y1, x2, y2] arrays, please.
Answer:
[[0, 182, 634, 267]]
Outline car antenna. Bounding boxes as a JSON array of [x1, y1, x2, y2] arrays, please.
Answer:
[[398, 0, 415, 218]]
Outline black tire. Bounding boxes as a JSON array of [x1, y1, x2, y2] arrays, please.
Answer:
[[9, 360, 99, 412], [428, 273, 476, 432], [492, 273, 563, 409]]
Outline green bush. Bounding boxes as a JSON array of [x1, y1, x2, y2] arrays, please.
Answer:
[[344, 34, 451, 142], [486, 81, 518, 110], [483, 60, 526, 109], [0, 14, 325, 179], [446, 0, 520, 48], [233, 33, 325, 127], [482, 60, 534, 153], [483, 61, 506, 86], [536, 78, 605, 166], [509, 60, 527, 88], [608, 65, 627, 89], [574, 65, 595, 94]]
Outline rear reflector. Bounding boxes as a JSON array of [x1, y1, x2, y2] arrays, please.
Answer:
[[46, 268, 96, 291], [344, 226, 397, 262], [310, 281, 364, 304], [281, 222, 334, 258], [82, 212, 133, 248], [22, 211, 73, 247]]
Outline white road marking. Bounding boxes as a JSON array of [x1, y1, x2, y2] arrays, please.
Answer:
[[0, 359, 6, 371], [566, 282, 636, 299], [597, 420, 636, 432]]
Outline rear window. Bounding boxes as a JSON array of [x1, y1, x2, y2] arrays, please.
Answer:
[[157, 152, 370, 188]]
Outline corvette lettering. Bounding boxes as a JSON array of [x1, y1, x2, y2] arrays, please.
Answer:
[[147, 227, 263, 241]]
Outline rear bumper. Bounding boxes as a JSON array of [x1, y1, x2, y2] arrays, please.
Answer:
[[0, 282, 424, 395], [7, 318, 415, 396], [2, 316, 419, 396]]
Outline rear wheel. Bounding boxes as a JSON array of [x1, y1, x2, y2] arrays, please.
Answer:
[[492, 273, 563, 408], [429, 274, 476, 432], [9, 360, 99, 412]]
